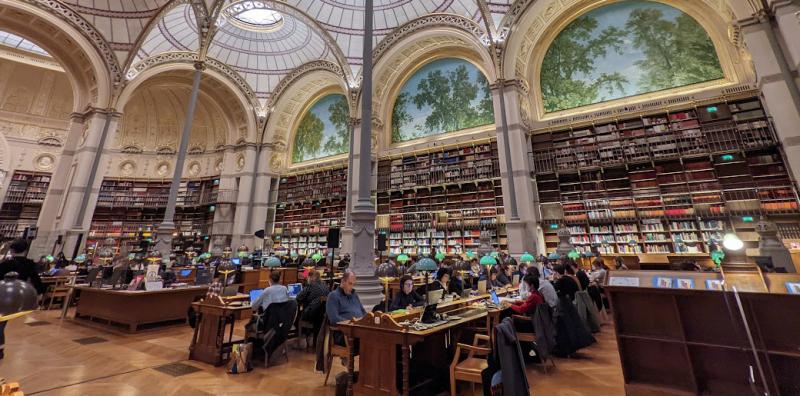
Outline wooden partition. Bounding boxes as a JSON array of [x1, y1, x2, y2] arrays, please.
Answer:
[[607, 286, 800, 395]]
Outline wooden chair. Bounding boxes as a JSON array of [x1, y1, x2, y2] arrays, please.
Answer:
[[513, 314, 557, 374], [450, 333, 491, 396], [43, 276, 75, 310], [323, 315, 350, 386]]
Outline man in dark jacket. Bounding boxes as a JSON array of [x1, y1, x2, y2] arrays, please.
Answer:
[[0, 238, 46, 359]]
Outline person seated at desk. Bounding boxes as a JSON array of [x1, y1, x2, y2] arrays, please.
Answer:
[[469, 258, 481, 277], [525, 267, 558, 308], [479, 268, 504, 289], [553, 265, 580, 301], [326, 271, 366, 348], [296, 270, 329, 348], [506, 275, 545, 333], [427, 268, 451, 294], [252, 272, 289, 312], [566, 259, 590, 291], [391, 275, 424, 311]]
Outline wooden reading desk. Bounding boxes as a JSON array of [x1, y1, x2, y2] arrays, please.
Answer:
[[72, 285, 208, 332], [338, 287, 516, 396]]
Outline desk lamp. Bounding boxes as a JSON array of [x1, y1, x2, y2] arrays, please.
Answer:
[[311, 252, 323, 264], [416, 256, 438, 306], [217, 257, 237, 286], [222, 246, 233, 259], [435, 251, 446, 263], [98, 246, 114, 266], [375, 262, 399, 312], [520, 252, 534, 265]]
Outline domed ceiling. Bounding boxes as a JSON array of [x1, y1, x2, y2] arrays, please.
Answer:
[[22, 0, 518, 110]]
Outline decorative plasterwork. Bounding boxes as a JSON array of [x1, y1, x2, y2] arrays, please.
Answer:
[[373, 14, 486, 65], [126, 51, 259, 110], [33, 152, 55, 171], [20, 0, 123, 85], [267, 60, 345, 110]]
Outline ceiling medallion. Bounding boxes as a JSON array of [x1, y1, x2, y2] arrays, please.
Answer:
[[222, 1, 284, 33]]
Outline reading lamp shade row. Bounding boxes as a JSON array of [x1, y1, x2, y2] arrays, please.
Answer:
[[0, 272, 38, 317], [265, 256, 282, 267], [416, 257, 438, 272], [520, 252, 534, 263]]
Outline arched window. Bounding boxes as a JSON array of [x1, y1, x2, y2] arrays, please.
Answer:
[[540, 1, 724, 113], [292, 93, 349, 163], [391, 58, 494, 143]]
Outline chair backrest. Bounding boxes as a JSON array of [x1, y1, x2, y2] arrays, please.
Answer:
[[265, 299, 298, 338]]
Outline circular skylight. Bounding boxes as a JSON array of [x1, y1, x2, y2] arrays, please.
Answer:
[[222, 1, 284, 32]]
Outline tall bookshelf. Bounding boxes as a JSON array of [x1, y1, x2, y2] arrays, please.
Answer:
[[272, 166, 348, 255], [532, 96, 800, 257], [0, 171, 51, 240], [88, 177, 219, 252], [376, 141, 507, 256]]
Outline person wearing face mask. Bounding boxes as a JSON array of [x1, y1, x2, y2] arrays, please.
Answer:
[[391, 275, 424, 310]]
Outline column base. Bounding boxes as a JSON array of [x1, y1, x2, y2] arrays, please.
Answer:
[[339, 227, 354, 256], [505, 219, 531, 257], [155, 222, 176, 259], [355, 274, 384, 309]]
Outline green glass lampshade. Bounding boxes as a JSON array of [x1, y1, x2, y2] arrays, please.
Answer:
[[583, 251, 595, 258], [547, 252, 560, 260], [265, 256, 282, 268], [567, 250, 581, 260], [375, 262, 399, 277], [311, 253, 323, 263], [238, 251, 248, 259], [74, 254, 86, 264], [397, 254, 410, 264], [290, 251, 299, 258], [466, 251, 475, 259], [45, 255, 54, 263], [519, 252, 534, 263], [416, 257, 437, 272], [480, 255, 497, 266], [435, 251, 446, 262], [710, 249, 725, 266], [490, 251, 499, 258]]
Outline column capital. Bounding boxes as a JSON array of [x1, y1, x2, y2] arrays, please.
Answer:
[[193, 61, 206, 71], [490, 79, 530, 95]]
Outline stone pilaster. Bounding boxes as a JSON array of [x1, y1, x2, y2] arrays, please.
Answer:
[[230, 145, 258, 248], [491, 79, 539, 256], [31, 108, 120, 258], [740, 11, 800, 187]]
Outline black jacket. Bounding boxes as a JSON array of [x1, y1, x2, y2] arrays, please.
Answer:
[[0, 256, 46, 294], [554, 275, 580, 301], [296, 281, 329, 322], [576, 270, 591, 291], [494, 318, 530, 396], [390, 290, 424, 311]]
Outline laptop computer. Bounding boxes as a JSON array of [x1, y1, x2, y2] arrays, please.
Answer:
[[222, 285, 239, 297], [249, 288, 264, 304], [490, 290, 500, 305], [179, 269, 192, 277], [421, 303, 439, 324], [287, 283, 302, 299], [426, 289, 444, 304]]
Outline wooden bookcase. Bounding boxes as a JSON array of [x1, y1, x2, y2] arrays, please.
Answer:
[[532, 97, 800, 257], [607, 286, 800, 395], [88, 177, 219, 251], [376, 141, 507, 256], [0, 171, 51, 240], [272, 166, 348, 255]]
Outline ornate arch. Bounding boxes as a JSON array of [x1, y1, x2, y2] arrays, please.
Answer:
[[263, 69, 348, 172], [117, 63, 258, 144], [267, 60, 347, 111], [371, 24, 497, 154], [0, 0, 115, 109], [504, 0, 753, 120]]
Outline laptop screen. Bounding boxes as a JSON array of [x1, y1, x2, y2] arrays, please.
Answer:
[[249, 288, 264, 303], [490, 290, 500, 305], [179, 269, 192, 277], [287, 283, 302, 298], [231, 258, 241, 266]]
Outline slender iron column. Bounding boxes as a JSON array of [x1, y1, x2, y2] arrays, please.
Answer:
[[156, 63, 204, 255]]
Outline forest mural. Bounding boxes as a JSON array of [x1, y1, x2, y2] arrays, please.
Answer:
[[391, 58, 494, 143], [292, 93, 349, 163], [540, 0, 724, 113]]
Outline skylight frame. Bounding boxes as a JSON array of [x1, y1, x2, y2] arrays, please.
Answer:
[[221, 1, 284, 33]]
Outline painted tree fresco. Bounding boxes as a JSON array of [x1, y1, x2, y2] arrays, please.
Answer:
[[391, 58, 494, 143], [540, 1, 724, 113], [292, 94, 349, 163]]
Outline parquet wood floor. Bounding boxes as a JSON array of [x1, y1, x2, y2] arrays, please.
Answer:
[[1, 310, 624, 395]]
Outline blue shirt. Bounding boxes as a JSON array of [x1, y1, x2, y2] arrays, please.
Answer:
[[252, 284, 289, 312], [326, 287, 367, 324]]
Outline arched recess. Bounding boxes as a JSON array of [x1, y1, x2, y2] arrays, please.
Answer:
[[371, 24, 496, 155], [117, 62, 257, 144], [504, 0, 754, 120], [0, 1, 114, 111], [263, 68, 349, 173]]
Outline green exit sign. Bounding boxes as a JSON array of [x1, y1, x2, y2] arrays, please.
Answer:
[[707, 106, 718, 113], [742, 216, 754, 222]]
